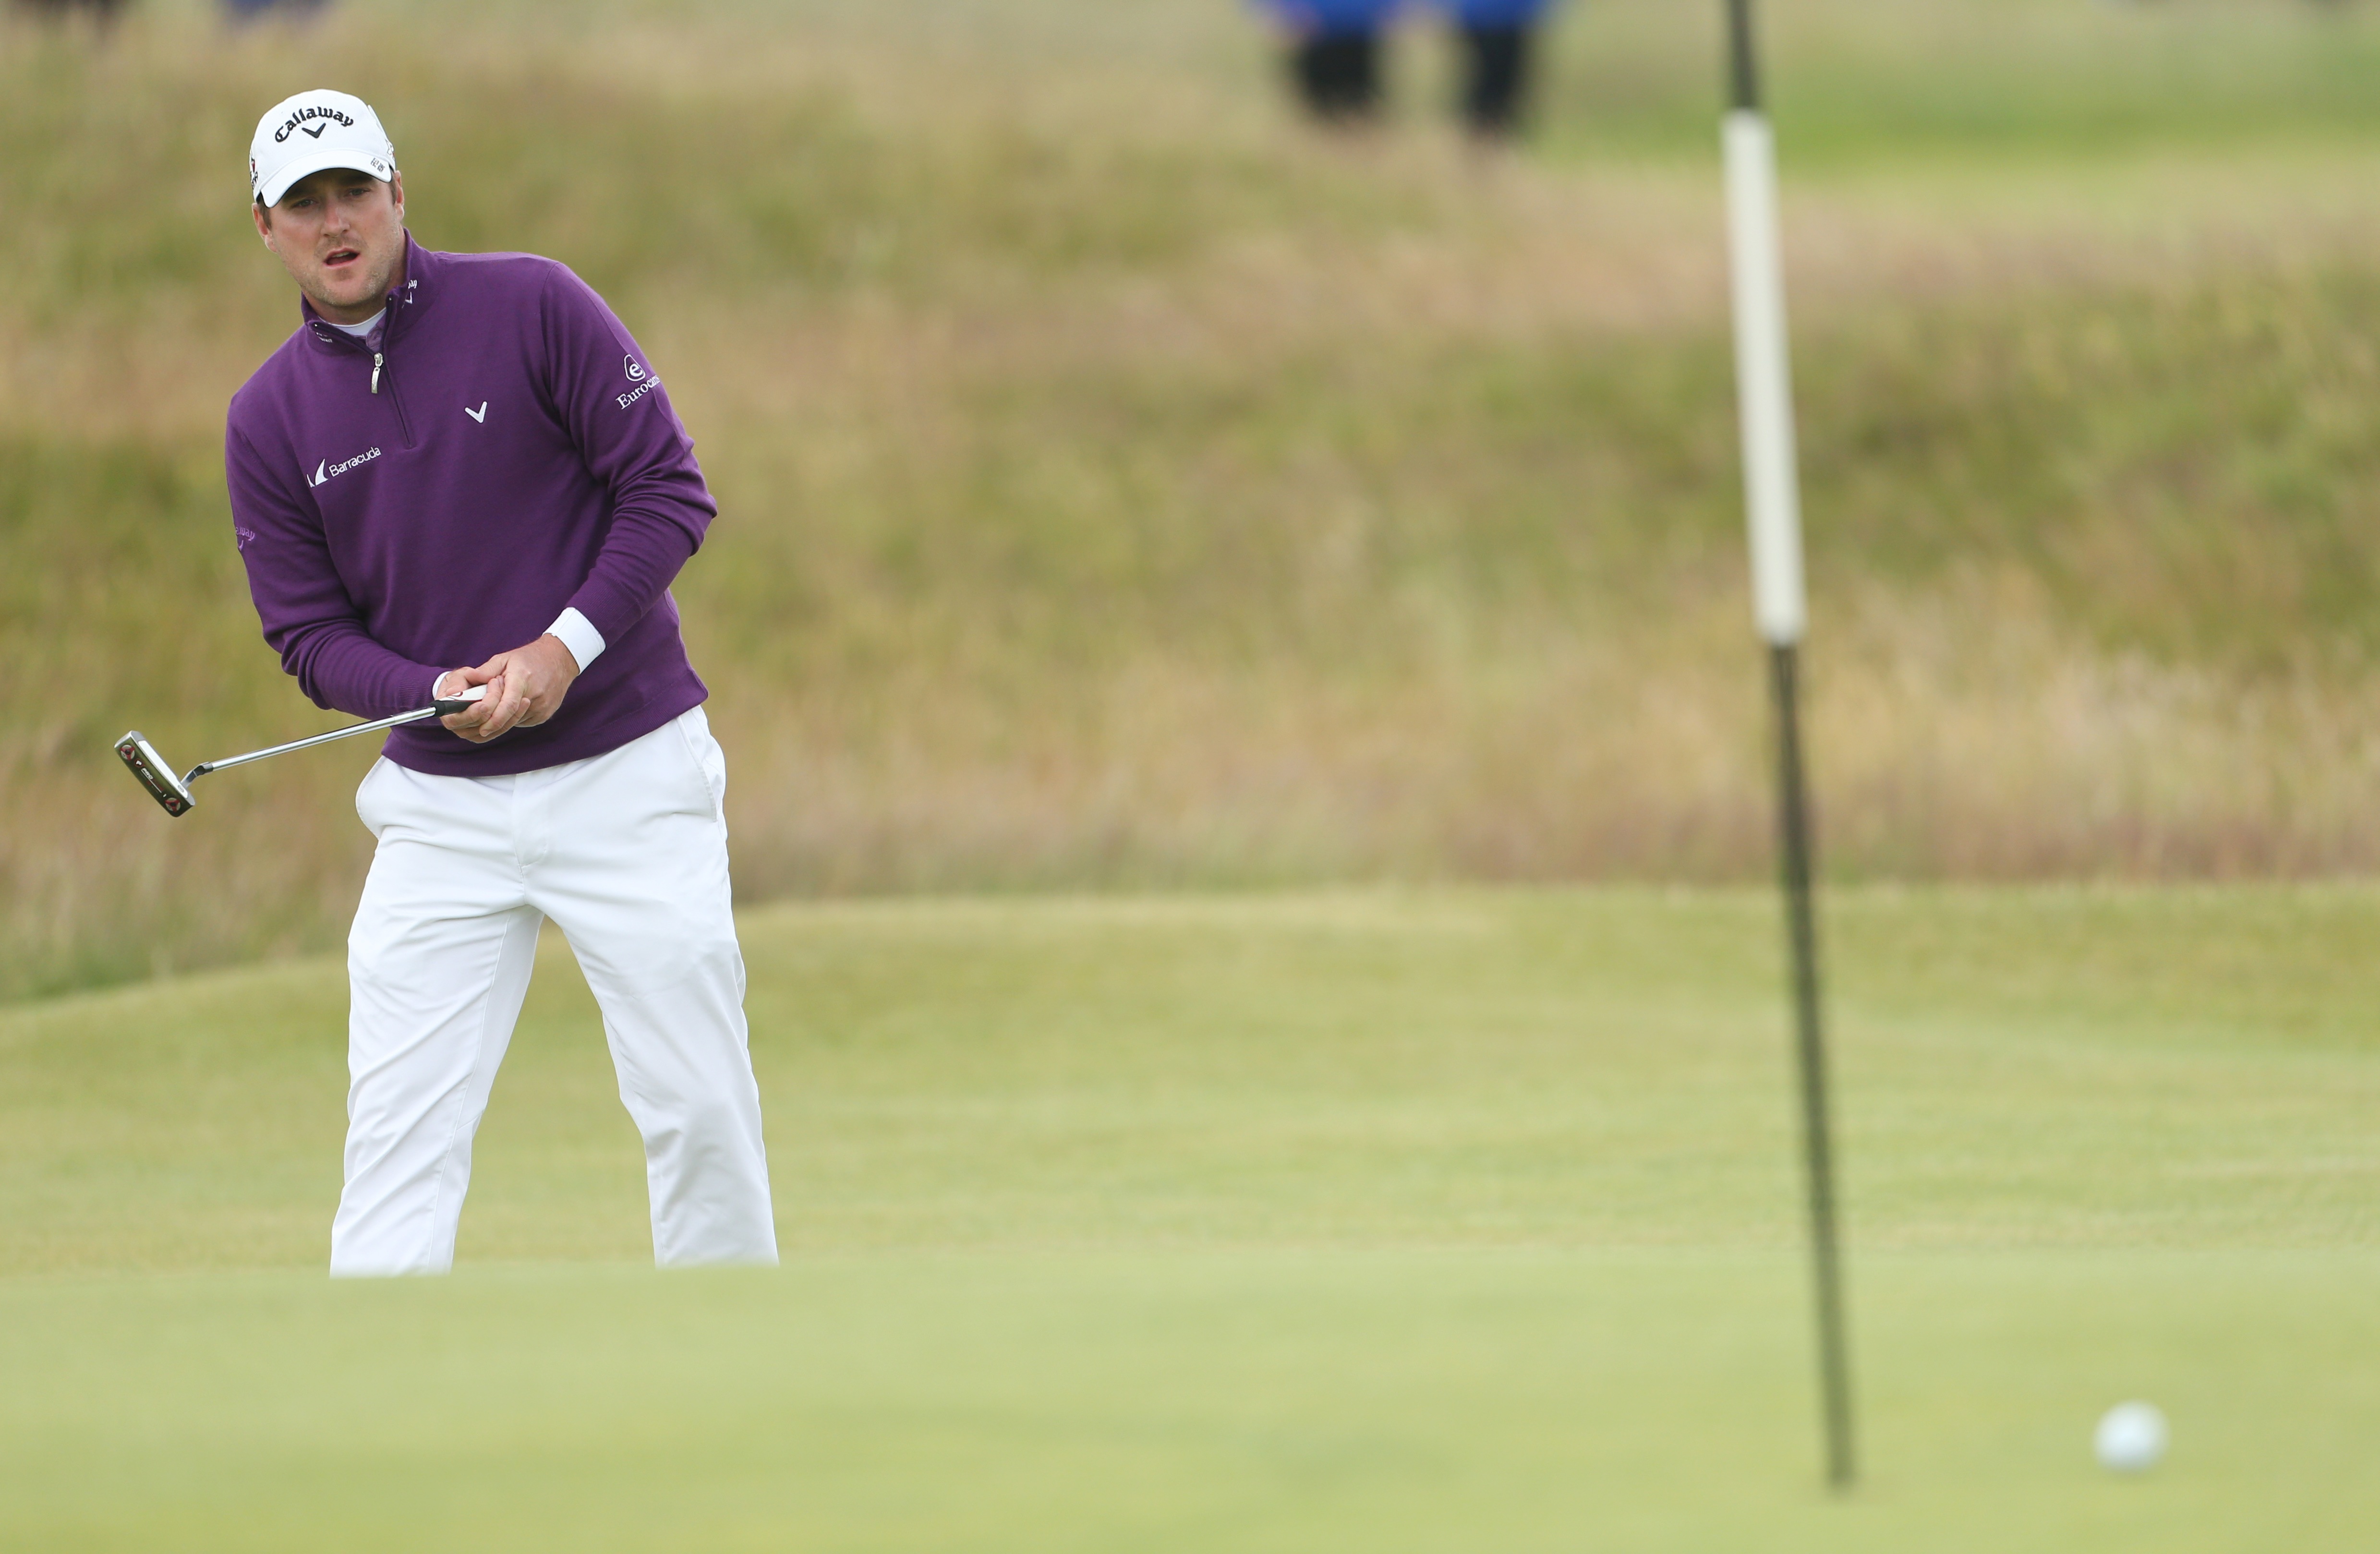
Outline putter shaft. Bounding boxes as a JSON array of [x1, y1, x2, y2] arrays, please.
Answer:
[[117, 688, 486, 818], [188, 702, 446, 781]]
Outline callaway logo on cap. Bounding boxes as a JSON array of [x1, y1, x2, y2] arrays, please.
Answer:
[[248, 89, 397, 207]]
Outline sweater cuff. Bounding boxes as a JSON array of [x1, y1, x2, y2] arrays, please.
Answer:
[[546, 607, 607, 673]]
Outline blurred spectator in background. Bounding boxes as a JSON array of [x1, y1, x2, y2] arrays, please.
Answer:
[[222, 0, 327, 23], [1441, 0, 1554, 139], [1260, 0, 1403, 126]]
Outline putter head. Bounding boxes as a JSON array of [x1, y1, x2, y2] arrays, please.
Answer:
[[116, 732, 196, 817]]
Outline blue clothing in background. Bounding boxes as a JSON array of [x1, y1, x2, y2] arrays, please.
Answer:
[[1440, 0, 1551, 25], [1254, 0, 1556, 135], [223, 0, 327, 18], [1257, 0, 1401, 36]]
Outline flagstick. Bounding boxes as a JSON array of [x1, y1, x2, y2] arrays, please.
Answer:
[[1721, 0, 1856, 1492]]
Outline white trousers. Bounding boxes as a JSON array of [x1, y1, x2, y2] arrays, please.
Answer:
[[334, 707, 778, 1277]]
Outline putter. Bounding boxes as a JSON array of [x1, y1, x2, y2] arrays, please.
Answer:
[[116, 685, 489, 818]]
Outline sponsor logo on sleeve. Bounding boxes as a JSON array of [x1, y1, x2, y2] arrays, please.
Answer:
[[616, 354, 660, 410], [234, 525, 258, 551]]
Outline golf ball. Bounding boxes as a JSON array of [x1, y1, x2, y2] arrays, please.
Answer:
[[2094, 1401, 2168, 1473]]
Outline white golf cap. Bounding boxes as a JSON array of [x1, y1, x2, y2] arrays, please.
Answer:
[[249, 89, 396, 207]]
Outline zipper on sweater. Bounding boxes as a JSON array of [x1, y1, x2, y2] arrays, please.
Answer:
[[370, 350, 417, 449]]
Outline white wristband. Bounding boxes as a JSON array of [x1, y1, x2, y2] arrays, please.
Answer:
[[546, 607, 606, 672]]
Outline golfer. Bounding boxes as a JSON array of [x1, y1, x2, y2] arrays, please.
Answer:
[[225, 89, 777, 1276]]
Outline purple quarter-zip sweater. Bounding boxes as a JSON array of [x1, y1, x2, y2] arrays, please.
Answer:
[[224, 234, 716, 777]]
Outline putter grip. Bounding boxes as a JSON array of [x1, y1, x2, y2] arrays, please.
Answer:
[[431, 685, 489, 717]]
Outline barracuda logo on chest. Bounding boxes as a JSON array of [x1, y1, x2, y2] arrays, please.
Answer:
[[306, 446, 383, 488]]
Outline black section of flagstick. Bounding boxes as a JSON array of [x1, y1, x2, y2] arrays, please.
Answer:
[[1769, 641, 1856, 1490], [1726, 0, 1762, 112]]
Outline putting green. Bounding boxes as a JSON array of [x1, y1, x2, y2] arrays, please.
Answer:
[[3, 888, 2377, 1548]]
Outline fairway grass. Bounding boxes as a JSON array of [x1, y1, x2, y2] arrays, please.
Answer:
[[4, 887, 2378, 1546], [4, 1250, 2376, 1552]]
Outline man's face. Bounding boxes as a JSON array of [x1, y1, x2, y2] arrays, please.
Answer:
[[252, 167, 407, 325]]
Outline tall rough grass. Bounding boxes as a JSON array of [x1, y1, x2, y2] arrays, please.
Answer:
[[6, 0, 2380, 996]]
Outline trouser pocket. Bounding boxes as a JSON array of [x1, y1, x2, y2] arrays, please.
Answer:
[[675, 710, 729, 820], [354, 757, 398, 838]]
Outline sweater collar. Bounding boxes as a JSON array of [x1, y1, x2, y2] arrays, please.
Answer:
[[302, 232, 438, 352]]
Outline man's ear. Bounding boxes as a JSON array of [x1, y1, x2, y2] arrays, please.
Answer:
[[387, 170, 405, 223], [253, 198, 277, 252]]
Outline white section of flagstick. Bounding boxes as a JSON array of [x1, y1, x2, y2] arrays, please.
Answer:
[[1724, 109, 1807, 649]]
